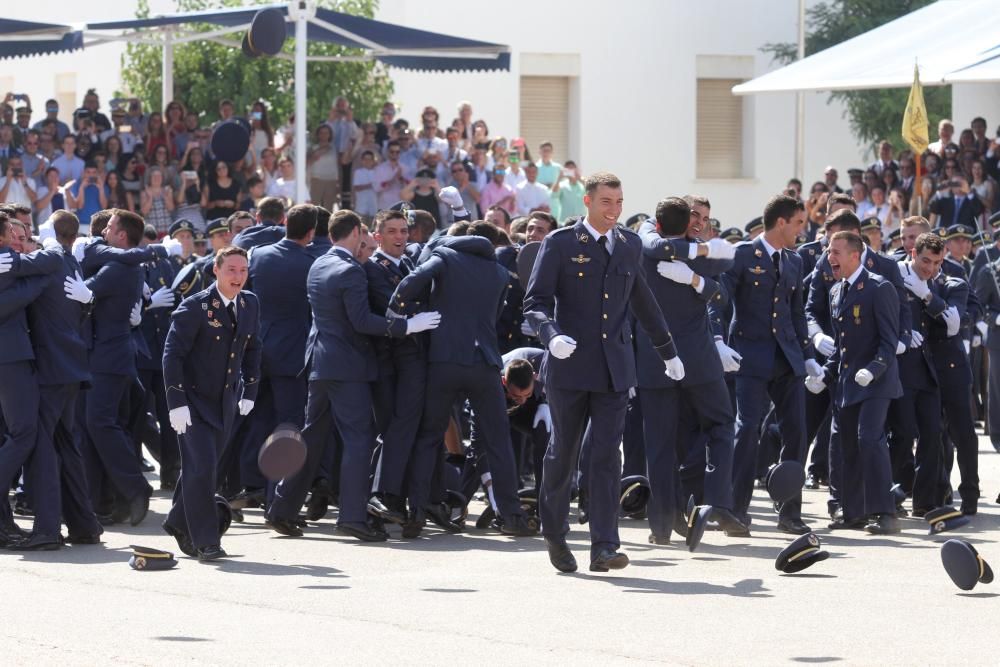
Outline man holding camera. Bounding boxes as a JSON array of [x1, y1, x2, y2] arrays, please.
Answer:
[[0, 156, 37, 210], [929, 177, 984, 229]]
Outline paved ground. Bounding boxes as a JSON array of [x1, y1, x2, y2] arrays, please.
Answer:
[[3, 437, 1000, 666]]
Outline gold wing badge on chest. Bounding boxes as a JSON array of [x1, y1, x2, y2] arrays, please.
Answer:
[[571, 254, 591, 264], [748, 265, 766, 275]]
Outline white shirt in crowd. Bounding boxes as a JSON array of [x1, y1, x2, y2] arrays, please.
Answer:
[[352, 167, 378, 217], [515, 180, 551, 216], [267, 177, 311, 204]]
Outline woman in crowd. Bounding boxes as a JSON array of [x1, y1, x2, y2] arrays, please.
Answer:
[[104, 135, 124, 173], [202, 160, 240, 222], [105, 170, 133, 212], [307, 124, 340, 212], [145, 112, 169, 158], [141, 166, 175, 235], [249, 101, 275, 160]]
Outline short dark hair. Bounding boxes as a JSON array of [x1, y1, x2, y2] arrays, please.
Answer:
[[584, 171, 621, 196], [314, 206, 331, 237], [0, 213, 10, 239], [825, 209, 861, 233], [829, 230, 864, 256], [486, 205, 511, 228], [285, 204, 318, 241], [90, 209, 114, 237], [143, 224, 158, 241], [227, 210, 254, 232], [527, 211, 556, 228], [408, 210, 437, 239], [762, 195, 804, 230], [915, 232, 945, 255], [503, 358, 535, 390], [51, 210, 79, 242], [213, 245, 248, 269], [468, 221, 501, 246], [447, 221, 470, 236], [826, 192, 856, 215], [655, 197, 690, 235], [374, 209, 407, 234], [245, 175, 263, 189], [113, 209, 145, 247], [256, 196, 286, 223], [329, 209, 363, 241]]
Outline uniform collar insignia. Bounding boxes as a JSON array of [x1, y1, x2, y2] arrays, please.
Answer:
[[578, 232, 589, 243], [240, 296, 246, 308], [866, 257, 874, 269], [808, 248, 815, 255], [571, 254, 591, 264], [202, 303, 208, 310], [207, 310, 213, 318], [212, 299, 221, 308], [754, 248, 763, 257]]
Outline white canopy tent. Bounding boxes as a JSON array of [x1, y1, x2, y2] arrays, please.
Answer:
[[733, 0, 1000, 95]]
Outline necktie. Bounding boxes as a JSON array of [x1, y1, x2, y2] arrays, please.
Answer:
[[771, 251, 781, 280], [953, 197, 962, 227], [227, 302, 237, 328], [598, 235, 610, 259], [400, 256, 413, 277]]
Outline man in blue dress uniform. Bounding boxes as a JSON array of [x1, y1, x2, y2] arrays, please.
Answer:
[[162, 246, 261, 560], [232, 197, 286, 251], [805, 231, 902, 534], [524, 172, 684, 573]]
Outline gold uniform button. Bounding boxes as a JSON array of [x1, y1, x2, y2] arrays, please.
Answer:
[[774, 297, 779, 303], [773, 313, 777, 318], [772, 328, 777, 333], [604, 293, 609, 299], [230, 353, 235, 358], [754, 281, 759, 286], [602, 333, 607, 339], [578, 272, 584, 277], [227, 369, 232, 374], [950, 362, 955, 368], [603, 314, 608, 320], [216, 336, 220, 341]]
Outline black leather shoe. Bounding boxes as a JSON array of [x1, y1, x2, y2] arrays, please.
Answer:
[[305, 490, 329, 522], [2, 520, 30, 540], [911, 507, 930, 518], [475, 506, 496, 530], [803, 474, 820, 490], [401, 511, 425, 539], [777, 518, 811, 535], [961, 501, 978, 516], [712, 508, 750, 537], [499, 514, 537, 537], [367, 494, 406, 525], [865, 513, 900, 535], [197, 545, 227, 561], [162, 522, 197, 557], [545, 537, 577, 573], [590, 549, 629, 572], [9, 533, 62, 551], [110, 501, 130, 525], [672, 512, 689, 538], [229, 488, 265, 510], [265, 517, 304, 537], [336, 521, 388, 542], [141, 457, 156, 473], [828, 515, 867, 530], [160, 479, 177, 492], [129, 493, 150, 526], [648, 533, 670, 545], [424, 502, 464, 533], [65, 533, 102, 545]]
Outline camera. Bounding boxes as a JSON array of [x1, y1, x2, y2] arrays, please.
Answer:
[[12, 167, 22, 177], [251, 111, 263, 121], [182, 170, 197, 180]]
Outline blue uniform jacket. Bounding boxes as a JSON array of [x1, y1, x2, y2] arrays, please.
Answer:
[[495, 245, 529, 351], [523, 220, 677, 393], [365, 250, 422, 364], [232, 221, 284, 251], [823, 269, 902, 407], [306, 236, 333, 260], [85, 258, 143, 377], [1, 249, 68, 365], [635, 223, 730, 388], [25, 247, 91, 386], [248, 238, 315, 377], [720, 237, 813, 379], [390, 235, 508, 369], [305, 247, 407, 383], [163, 286, 262, 432], [137, 255, 176, 372], [924, 272, 972, 388]]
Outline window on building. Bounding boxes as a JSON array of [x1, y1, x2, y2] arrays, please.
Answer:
[[520, 76, 569, 163], [696, 77, 744, 179]]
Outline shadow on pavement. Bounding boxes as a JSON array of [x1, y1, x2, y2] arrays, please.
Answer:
[[569, 574, 773, 597]]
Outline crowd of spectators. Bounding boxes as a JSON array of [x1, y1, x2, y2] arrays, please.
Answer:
[[792, 117, 1000, 244], [0, 90, 586, 243]]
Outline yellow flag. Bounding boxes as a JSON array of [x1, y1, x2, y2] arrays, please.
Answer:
[[901, 64, 929, 154]]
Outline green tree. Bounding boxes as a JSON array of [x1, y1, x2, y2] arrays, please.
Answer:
[[120, 0, 393, 131], [762, 0, 950, 157]]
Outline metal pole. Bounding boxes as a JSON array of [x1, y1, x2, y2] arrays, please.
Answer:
[[294, 1, 310, 204], [162, 29, 174, 112], [794, 0, 806, 181]]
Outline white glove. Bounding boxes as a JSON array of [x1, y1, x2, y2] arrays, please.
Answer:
[[910, 330, 924, 348], [996, 314, 1000, 327], [976, 320, 988, 339], [973, 334, 982, 348], [548, 334, 577, 359], [63, 272, 93, 304], [854, 369, 873, 387], [41, 237, 60, 251], [964, 339, 971, 355], [804, 375, 826, 394], [805, 359, 824, 378], [142, 282, 152, 300], [532, 403, 551, 432], [149, 285, 176, 310], [169, 406, 192, 435], [238, 399, 254, 416], [903, 271, 930, 300], [812, 332, 836, 357], [664, 356, 686, 381], [159, 237, 183, 257], [657, 260, 694, 285], [715, 339, 742, 373], [406, 310, 441, 334], [942, 306, 960, 337], [438, 185, 463, 209], [896, 340, 906, 355], [129, 300, 142, 327], [0, 253, 13, 274], [704, 237, 737, 260], [520, 320, 535, 337], [71, 237, 87, 263]]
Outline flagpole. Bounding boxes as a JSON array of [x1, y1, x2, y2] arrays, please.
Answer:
[[915, 151, 922, 215]]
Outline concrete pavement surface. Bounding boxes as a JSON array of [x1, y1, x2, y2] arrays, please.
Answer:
[[4, 438, 1000, 666]]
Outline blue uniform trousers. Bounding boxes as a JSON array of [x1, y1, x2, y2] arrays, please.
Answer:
[[887, 387, 941, 512], [29, 384, 102, 537], [165, 415, 228, 549], [0, 361, 38, 522], [84, 372, 151, 503], [371, 350, 427, 499], [831, 398, 894, 519], [541, 385, 628, 560]]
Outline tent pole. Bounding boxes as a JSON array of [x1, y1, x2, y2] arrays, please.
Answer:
[[794, 0, 805, 182], [294, 2, 310, 204], [162, 29, 173, 112]]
